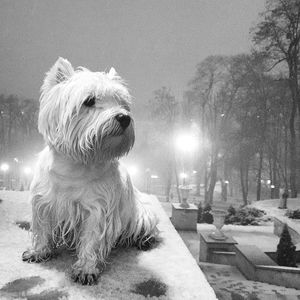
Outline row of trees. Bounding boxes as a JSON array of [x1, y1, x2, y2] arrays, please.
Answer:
[[0, 94, 40, 163], [145, 0, 300, 205]]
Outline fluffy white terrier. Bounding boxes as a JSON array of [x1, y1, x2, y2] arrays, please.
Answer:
[[22, 58, 158, 285]]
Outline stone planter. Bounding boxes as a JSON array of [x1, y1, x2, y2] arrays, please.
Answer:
[[209, 207, 227, 241], [179, 185, 192, 208]]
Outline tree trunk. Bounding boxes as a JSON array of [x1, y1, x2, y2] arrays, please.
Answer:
[[221, 157, 229, 202], [284, 124, 289, 190], [174, 161, 181, 203], [195, 155, 202, 196], [204, 161, 209, 204], [272, 159, 280, 199], [288, 63, 298, 198], [289, 99, 297, 198], [240, 162, 249, 206], [256, 148, 263, 201], [207, 158, 218, 204], [165, 162, 172, 201]]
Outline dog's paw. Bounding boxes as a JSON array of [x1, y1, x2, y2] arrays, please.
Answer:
[[136, 235, 157, 251], [71, 268, 99, 285], [22, 250, 52, 263]]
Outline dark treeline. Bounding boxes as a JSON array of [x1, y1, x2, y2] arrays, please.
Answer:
[[142, 0, 300, 204], [0, 94, 41, 163]]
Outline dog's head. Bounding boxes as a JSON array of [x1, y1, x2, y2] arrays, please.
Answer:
[[39, 57, 135, 164]]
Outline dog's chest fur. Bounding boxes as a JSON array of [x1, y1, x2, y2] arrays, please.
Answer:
[[31, 147, 134, 243]]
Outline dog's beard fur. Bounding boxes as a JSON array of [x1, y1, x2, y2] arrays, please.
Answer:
[[23, 58, 157, 285]]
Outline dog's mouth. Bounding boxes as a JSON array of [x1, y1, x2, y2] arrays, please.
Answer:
[[90, 124, 133, 149], [78, 114, 134, 162]]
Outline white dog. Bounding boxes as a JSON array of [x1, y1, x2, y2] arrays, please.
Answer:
[[22, 58, 158, 285]]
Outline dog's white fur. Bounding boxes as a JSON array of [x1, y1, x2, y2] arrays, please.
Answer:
[[24, 58, 157, 284]]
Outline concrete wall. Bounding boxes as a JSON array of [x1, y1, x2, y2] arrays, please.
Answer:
[[235, 245, 300, 289], [256, 265, 300, 289], [234, 246, 257, 280], [210, 251, 236, 266]]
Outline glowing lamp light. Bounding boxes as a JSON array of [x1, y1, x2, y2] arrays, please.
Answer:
[[192, 170, 197, 174], [0, 163, 9, 172], [127, 165, 138, 176], [24, 167, 32, 175], [224, 180, 229, 184], [180, 172, 188, 179], [175, 133, 198, 153], [151, 175, 159, 179], [270, 185, 275, 189], [267, 180, 271, 185]]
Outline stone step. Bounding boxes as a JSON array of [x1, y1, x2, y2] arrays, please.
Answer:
[[200, 263, 300, 298]]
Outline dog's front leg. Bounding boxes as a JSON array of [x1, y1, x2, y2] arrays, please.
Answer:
[[71, 213, 104, 285], [22, 196, 55, 263]]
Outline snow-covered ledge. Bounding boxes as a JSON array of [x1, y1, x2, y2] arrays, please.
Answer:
[[0, 191, 216, 300]]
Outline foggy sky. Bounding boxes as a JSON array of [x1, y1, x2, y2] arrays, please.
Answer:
[[0, 0, 264, 110]]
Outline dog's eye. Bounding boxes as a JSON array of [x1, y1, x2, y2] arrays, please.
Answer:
[[83, 96, 96, 107]]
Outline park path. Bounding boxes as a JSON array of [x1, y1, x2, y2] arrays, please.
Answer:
[[200, 262, 300, 300], [159, 199, 300, 300], [178, 229, 300, 300]]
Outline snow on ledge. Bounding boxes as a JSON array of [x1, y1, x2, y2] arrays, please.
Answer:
[[0, 191, 216, 300]]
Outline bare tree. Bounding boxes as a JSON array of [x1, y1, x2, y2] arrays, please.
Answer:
[[148, 87, 179, 201], [252, 0, 300, 197], [187, 56, 241, 204]]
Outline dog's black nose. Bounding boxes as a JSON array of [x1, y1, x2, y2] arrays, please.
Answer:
[[115, 114, 131, 129]]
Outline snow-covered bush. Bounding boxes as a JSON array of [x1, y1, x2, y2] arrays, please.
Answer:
[[197, 203, 213, 224], [225, 206, 266, 225], [286, 209, 300, 219]]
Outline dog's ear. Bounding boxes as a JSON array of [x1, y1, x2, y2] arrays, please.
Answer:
[[42, 57, 74, 93], [107, 67, 118, 79]]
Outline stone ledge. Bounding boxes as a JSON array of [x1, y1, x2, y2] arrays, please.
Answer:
[[235, 245, 277, 266], [0, 191, 216, 300]]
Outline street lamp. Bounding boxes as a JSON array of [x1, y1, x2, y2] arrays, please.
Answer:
[[127, 165, 138, 177], [23, 166, 33, 190], [174, 130, 199, 206], [179, 172, 188, 185], [23, 167, 32, 175], [0, 163, 9, 172], [175, 132, 199, 154], [174, 132, 199, 187]]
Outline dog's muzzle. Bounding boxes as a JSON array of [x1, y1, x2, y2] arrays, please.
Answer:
[[115, 114, 131, 130]]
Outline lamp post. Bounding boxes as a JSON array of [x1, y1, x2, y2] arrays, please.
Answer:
[[145, 168, 150, 193], [23, 166, 32, 190], [174, 131, 199, 205], [180, 172, 188, 185]]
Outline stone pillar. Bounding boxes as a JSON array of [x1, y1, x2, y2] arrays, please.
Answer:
[[199, 231, 237, 262], [171, 203, 198, 231]]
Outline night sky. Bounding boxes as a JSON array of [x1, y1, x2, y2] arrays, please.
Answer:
[[0, 0, 264, 109]]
